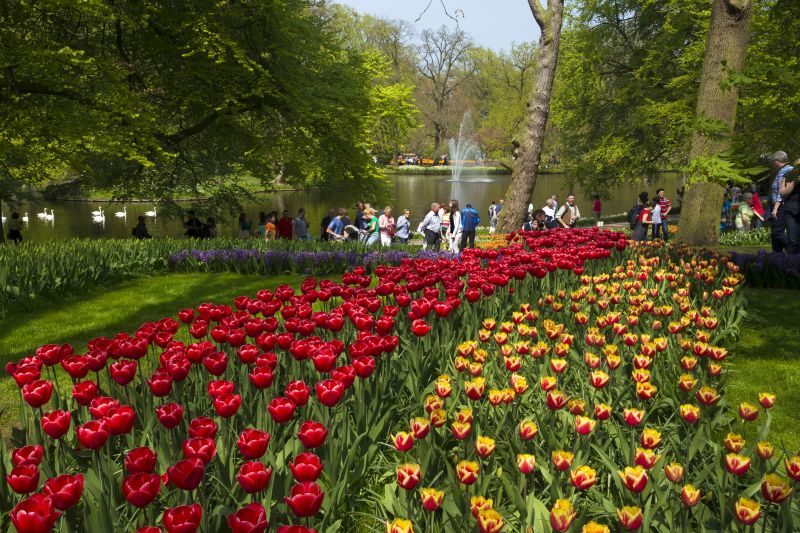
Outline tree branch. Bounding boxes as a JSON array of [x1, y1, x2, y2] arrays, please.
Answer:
[[528, 0, 547, 30]]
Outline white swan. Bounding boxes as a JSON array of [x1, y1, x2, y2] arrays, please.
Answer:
[[115, 205, 127, 218], [1, 214, 5, 224], [22, 212, 29, 224], [144, 206, 157, 218], [37, 208, 49, 219], [43, 209, 55, 221], [91, 206, 103, 217], [92, 211, 105, 223]]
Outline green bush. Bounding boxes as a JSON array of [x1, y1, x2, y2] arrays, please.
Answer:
[[718, 227, 770, 246]]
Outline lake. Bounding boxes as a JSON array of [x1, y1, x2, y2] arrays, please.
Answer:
[[2, 173, 680, 241]]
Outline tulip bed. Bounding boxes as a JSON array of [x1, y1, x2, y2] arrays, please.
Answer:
[[2, 228, 798, 533]]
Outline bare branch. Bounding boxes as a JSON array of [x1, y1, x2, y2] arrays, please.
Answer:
[[528, 0, 547, 30], [415, 0, 435, 23]]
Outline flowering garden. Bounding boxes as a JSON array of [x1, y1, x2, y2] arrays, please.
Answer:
[[2, 228, 799, 532]]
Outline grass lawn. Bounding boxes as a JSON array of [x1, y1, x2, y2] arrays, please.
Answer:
[[726, 288, 800, 454], [0, 272, 304, 438]]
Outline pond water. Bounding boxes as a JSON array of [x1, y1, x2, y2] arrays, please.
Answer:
[[2, 173, 680, 241]]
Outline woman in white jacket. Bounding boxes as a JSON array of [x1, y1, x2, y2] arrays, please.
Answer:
[[447, 199, 462, 253]]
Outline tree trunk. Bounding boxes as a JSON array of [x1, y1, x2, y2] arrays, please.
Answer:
[[675, 0, 753, 246], [432, 125, 442, 165], [497, 0, 564, 233]]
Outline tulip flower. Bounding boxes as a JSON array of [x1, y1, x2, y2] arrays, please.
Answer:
[[76, 419, 110, 449], [475, 436, 496, 458], [734, 497, 761, 526], [410, 417, 430, 440], [540, 376, 558, 392], [618, 466, 648, 493], [41, 410, 71, 439], [392, 431, 415, 452], [182, 437, 216, 464], [664, 462, 684, 483], [464, 377, 486, 400], [228, 503, 268, 533], [125, 447, 157, 474], [589, 370, 610, 389], [570, 465, 597, 490], [188, 417, 218, 439], [738, 402, 759, 422], [123, 473, 161, 507], [268, 397, 296, 423], [456, 460, 480, 485], [284, 481, 324, 517], [10, 494, 61, 533], [724, 453, 751, 476], [213, 393, 241, 418], [617, 506, 643, 530], [21, 380, 53, 408], [237, 461, 272, 493], [679, 404, 701, 424], [477, 509, 504, 533], [470, 496, 493, 519], [582, 522, 611, 533], [551, 450, 574, 471], [236, 429, 269, 460], [455, 407, 473, 424], [549, 499, 577, 532], [155, 403, 183, 430], [546, 389, 567, 410], [163, 503, 203, 533], [429, 408, 447, 428], [760, 473, 793, 503], [575, 415, 596, 435], [7, 464, 40, 494], [681, 484, 701, 507], [594, 403, 611, 420], [289, 452, 324, 482], [785, 455, 800, 482], [634, 448, 660, 470], [758, 392, 776, 409], [623, 408, 645, 426], [167, 457, 205, 491], [724, 433, 745, 453], [410, 319, 431, 336], [42, 474, 83, 511], [284, 381, 309, 406], [420, 487, 444, 511], [11, 445, 43, 467], [695, 386, 720, 406], [396, 463, 421, 490], [386, 519, 413, 533], [514, 453, 535, 475], [297, 421, 328, 449]]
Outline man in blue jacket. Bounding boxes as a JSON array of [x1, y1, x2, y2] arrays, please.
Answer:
[[460, 203, 481, 250]]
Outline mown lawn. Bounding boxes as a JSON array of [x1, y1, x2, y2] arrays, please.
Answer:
[[0, 272, 304, 437], [726, 288, 800, 454]]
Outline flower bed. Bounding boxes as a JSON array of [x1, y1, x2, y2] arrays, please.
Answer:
[[3, 228, 797, 532], [729, 250, 800, 289]]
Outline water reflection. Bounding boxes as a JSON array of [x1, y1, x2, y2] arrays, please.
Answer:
[[2, 173, 679, 241]]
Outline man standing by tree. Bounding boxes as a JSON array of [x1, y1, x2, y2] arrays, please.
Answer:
[[770, 151, 794, 252], [654, 188, 672, 240], [556, 194, 580, 229]]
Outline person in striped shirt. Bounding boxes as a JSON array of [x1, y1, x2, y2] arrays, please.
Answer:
[[654, 188, 672, 241]]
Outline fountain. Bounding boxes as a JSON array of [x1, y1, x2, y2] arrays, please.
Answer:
[[447, 112, 479, 182]]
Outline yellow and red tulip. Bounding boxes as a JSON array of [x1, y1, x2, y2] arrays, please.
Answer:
[[733, 497, 761, 526], [760, 473, 793, 503], [570, 465, 597, 490], [589, 370, 610, 389], [575, 415, 596, 436], [634, 447, 659, 470], [695, 386, 720, 406], [516, 453, 536, 475], [594, 403, 612, 420], [679, 404, 701, 424], [582, 522, 610, 533], [464, 378, 486, 401], [677, 374, 697, 392], [640, 428, 661, 449], [510, 374, 528, 395], [455, 407, 473, 424], [469, 495, 493, 518], [681, 484, 701, 507], [664, 462, 684, 483], [540, 376, 558, 392], [420, 487, 444, 511], [546, 389, 568, 411], [395, 463, 421, 490], [758, 392, 776, 409], [635, 381, 657, 401], [477, 509, 504, 533], [392, 431, 414, 452], [518, 420, 539, 441], [410, 417, 430, 440], [756, 441, 773, 460], [551, 450, 574, 471], [618, 465, 648, 493], [623, 408, 645, 427], [475, 436, 496, 458], [549, 499, 577, 533], [738, 402, 759, 422], [450, 421, 471, 440], [724, 453, 751, 476], [617, 506, 643, 530], [784, 455, 800, 482], [429, 409, 446, 428], [723, 433, 745, 453], [386, 519, 413, 533], [456, 460, 479, 485]]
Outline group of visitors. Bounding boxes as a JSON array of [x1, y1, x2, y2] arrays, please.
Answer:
[[230, 209, 312, 241], [720, 186, 765, 234], [416, 200, 481, 252], [628, 189, 673, 242], [768, 151, 800, 254], [320, 203, 400, 246]]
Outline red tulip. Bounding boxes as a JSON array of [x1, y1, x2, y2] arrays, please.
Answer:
[[249, 366, 274, 389], [297, 421, 328, 449], [138, 527, 162, 533], [213, 393, 241, 418], [410, 319, 432, 337], [236, 461, 272, 493], [105, 405, 137, 435], [228, 503, 269, 533], [268, 397, 296, 423], [40, 409, 71, 439], [72, 380, 98, 406], [76, 419, 110, 449], [288, 452, 324, 482], [7, 464, 40, 494], [276, 527, 317, 533], [156, 403, 184, 429], [10, 494, 61, 533], [123, 472, 161, 507], [203, 351, 228, 376], [238, 429, 270, 460], [125, 447, 157, 474], [207, 379, 235, 399], [43, 473, 84, 511], [182, 437, 217, 464], [146, 370, 173, 397], [109, 359, 137, 386], [22, 380, 53, 408], [284, 481, 325, 517], [11, 445, 43, 467], [61, 356, 90, 379], [89, 396, 120, 419], [188, 417, 218, 439], [314, 379, 344, 407], [163, 503, 203, 533], [167, 457, 205, 491], [286, 381, 310, 406]]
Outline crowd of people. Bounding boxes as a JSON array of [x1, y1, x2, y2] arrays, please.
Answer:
[[766, 151, 800, 254], [627, 188, 673, 242]]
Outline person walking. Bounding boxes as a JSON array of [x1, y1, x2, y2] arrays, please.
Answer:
[[542, 198, 558, 228], [293, 208, 310, 240], [447, 199, 462, 253], [556, 194, 581, 229], [654, 188, 672, 240], [650, 197, 662, 240], [395, 209, 411, 244], [354, 202, 366, 232], [460, 203, 480, 250], [326, 208, 347, 241], [439, 202, 450, 240], [417, 203, 442, 251], [770, 151, 794, 252], [277, 210, 293, 239], [779, 162, 800, 254], [750, 187, 765, 229], [363, 207, 380, 246], [264, 212, 278, 241], [378, 206, 395, 247], [7, 212, 23, 243], [592, 195, 602, 223], [632, 201, 655, 241], [320, 209, 334, 241]]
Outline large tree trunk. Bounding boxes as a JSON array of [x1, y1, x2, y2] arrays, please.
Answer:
[[432, 124, 442, 165], [497, 0, 564, 233], [676, 0, 752, 246]]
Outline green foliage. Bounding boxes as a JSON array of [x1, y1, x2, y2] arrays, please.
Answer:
[[683, 154, 751, 185], [0, 0, 386, 210], [719, 227, 770, 246]]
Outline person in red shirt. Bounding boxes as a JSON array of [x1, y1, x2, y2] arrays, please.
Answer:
[[654, 188, 672, 240], [277, 210, 293, 239], [750, 189, 765, 229], [592, 195, 602, 223]]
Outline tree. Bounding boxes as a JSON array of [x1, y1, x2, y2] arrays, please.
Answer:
[[417, 26, 475, 162], [0, 0, 384, 227], [676, 0, 754, 246], [497, 0, 565, 232]]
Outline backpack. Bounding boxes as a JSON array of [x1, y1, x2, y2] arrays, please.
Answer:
[[628, 203, 644, 230]]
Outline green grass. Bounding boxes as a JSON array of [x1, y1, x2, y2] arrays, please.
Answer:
[[0, 272, 304, 437], [726, 288, 800, 454]]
